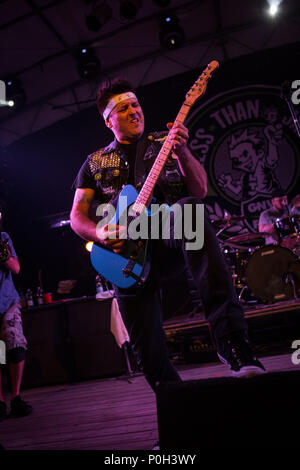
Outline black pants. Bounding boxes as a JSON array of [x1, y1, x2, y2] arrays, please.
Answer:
[[115, 197, 248, 391]]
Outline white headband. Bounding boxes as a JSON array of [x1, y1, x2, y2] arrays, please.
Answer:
[[103, 92, 137, 121]]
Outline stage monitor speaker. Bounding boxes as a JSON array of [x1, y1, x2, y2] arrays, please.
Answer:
[[156, 370, 300, 449]]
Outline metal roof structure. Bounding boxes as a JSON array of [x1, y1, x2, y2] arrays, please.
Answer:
[[0, 0, 299, 148]]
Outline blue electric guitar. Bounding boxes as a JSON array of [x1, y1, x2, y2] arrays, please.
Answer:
[[90, 60, 219, 288]]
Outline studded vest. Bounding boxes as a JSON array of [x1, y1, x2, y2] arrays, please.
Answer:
[[87, 132, 189, 205]]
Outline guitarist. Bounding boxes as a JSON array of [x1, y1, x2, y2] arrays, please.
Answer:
[[71, 78, 265, 391]]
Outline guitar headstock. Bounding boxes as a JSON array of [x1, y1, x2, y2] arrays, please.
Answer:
[[185, 60, 219, 106]]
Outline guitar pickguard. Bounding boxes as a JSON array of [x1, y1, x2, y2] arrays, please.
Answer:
[[90, 185, 151, 288]]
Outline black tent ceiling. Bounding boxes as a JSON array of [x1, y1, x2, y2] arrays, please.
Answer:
[[0, 0, 299, 148]]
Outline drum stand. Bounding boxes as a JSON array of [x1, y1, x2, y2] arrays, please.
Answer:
[[237, 284, 258, 305], [284, 273, 299, 300], [238, 285, 247, 302]]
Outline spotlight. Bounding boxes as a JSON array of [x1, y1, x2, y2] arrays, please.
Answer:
[[86, 1, 112, 32], [267, 0, 282, 16], [75, 47, 101, 80], [5, 78, 26, 109], [159, 14, 185, 50], [0, 81, 14, 107], [270, 4, 278, 15], [120, 0, 142, 20]]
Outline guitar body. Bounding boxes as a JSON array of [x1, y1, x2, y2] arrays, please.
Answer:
[[90, 184, 151, 289]]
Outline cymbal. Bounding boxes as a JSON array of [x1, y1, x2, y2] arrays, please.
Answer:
[[213, 215, 246, 226], [227, 232, 270, 243]]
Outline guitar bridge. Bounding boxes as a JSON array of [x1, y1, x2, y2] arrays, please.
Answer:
[[123, 239, 145, 278], [123, 257, 139, 280]]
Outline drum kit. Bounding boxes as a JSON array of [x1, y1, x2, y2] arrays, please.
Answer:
[[213, 214, 300, 304]]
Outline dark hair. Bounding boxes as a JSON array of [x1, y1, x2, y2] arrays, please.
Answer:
[[271, 188, 287, 199], [96, 78, 135, 117]]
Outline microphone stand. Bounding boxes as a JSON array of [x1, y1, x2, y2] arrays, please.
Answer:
[[281, 81, 300, 139]]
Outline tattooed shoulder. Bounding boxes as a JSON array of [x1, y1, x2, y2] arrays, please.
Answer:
[[74, 189, 94, 205]]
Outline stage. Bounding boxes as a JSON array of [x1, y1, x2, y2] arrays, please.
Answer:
[[164, 297, 300, 362], [0, 294, 299, 450], [1, 0, 300, 454], [0, 351, 299, 451]]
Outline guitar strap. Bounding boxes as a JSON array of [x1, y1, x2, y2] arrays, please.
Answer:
[[133, 133, 151, 189]]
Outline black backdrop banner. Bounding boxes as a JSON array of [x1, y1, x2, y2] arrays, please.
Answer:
[[187, 84, 300, 236], [0, 41, 299, 292]]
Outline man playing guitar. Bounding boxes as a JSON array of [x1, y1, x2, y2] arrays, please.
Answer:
[[71, 76, 265, 395]]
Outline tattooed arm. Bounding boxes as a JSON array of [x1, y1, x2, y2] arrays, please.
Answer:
[[167, 122, 207, 199], [70, 188, 98, 242], [70, 188, 126, 253]]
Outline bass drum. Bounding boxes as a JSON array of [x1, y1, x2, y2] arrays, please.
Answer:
[[245, 245, 300, 303]]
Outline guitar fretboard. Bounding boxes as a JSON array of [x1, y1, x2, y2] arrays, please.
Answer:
[[131, 60, 219, 215], [131, 102, 191, 214]]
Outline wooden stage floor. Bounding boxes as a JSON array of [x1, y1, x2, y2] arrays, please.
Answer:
[[0, 352, 299, 451]]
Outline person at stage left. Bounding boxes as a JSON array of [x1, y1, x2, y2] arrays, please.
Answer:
[[259, 188, 300, 246], [0, 215, 33, 421]]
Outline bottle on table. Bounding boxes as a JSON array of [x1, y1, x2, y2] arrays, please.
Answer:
[[36, 286, 44, 306], [26, 289, 34, 308]]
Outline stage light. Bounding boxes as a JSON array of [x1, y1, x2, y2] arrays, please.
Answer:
[[75, 47, 101, 80], [120, 0, 142, 20], [85, 241, 94, 252], [5, 78, 26, 109], [0, 99, 14, 107], [267, 0, 282, 16], [159, 14, 185, 50], [270, 4, 278, 15], [86, 1, 113, 32]]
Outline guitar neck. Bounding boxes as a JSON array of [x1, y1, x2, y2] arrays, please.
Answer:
[[132, 102, 191, 213], [130, 60, 219, 214]]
